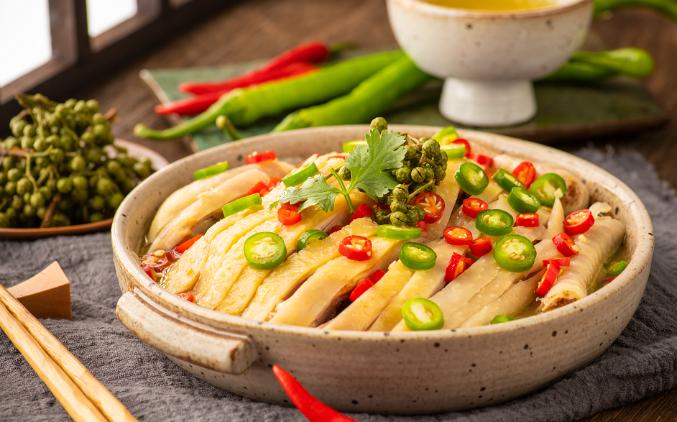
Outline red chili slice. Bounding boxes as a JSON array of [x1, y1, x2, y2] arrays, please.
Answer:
[[245, 150, 277, 164], [178, 292, 196, 303], [142, 264, 156, 280], [564, 209, 595, 236], [443, 226, 473, 246], [536, 262, 561, 297], [543, 257, 571, 267], [474, 154, 494, 168], [445, 253, 473, 283], [327, 225, 343, 234], [174, 234, 203, 254], [512, 161, 537, 188], [462, 197, 489, 218], [278, 203, 302, 225], [369, 269, 386, 283], [350, 203, 373, 222], [515, 213, 540, 227], [469, 237, 492, 257], [339, 235, 372, 261], [416, 220, 428, 232], [552, 233, 579, 257], [453, 138, 472, 157], [413, 192, 446, 224], [349, 278, 375, 302]]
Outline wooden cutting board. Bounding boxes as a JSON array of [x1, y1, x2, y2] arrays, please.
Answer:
[[141, 55, 667, 152]]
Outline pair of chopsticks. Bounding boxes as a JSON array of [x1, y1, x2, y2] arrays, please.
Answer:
[[0, 284, 136, 422]]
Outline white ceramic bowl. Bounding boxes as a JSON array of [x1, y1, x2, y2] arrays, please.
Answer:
[[112, 126, 653, 414], [387, 0, 593, 126]]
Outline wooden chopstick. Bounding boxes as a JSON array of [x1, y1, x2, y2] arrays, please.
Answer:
[[0, 284, 137, 422]]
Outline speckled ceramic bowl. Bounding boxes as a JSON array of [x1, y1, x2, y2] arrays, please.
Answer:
[[387, 0, 593, 126], [112, 126, 653, 414]]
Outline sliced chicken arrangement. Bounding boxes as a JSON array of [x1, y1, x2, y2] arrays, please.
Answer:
[[140, 121, 628, 333]]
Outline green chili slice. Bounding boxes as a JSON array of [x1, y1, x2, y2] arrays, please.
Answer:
[[401, 298, 444, 331], [222, 193, 262, 218], [529, 173, 567, 207], [441, 144, 465, 159], [455, 162, 489, 195], [493, 169, 524, 192], [432, 126, 459, 144], [342, 140, 366, 153], [493, 234, 536, 272], [475, 209, 514, 236], [400, 242, 437, 270], [193, 161, 229, 180], [244, 232, 287, 269], [283, 163, 319, 187], [606, 259, 628, 277], [297, 229, 328, 251], [491, 315, 514, 324], [376, 224, 422, 240], [507, 187, 541, 213]]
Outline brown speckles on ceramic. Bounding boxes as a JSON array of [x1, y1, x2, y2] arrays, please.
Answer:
[[112, 126, 653, 414]]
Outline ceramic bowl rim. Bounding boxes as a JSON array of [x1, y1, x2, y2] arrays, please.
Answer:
[[388, 0, 593, 20], [112, 125, 654, 342]]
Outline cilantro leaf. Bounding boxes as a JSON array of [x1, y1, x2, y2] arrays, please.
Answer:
[[278, 174, 340, 212], [346, 128, 406, 199]]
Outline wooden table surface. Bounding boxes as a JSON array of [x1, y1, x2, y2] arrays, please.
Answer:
[[75, 1, 676, 420]]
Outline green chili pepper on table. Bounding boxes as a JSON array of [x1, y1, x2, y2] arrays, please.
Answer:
[[296, 229, 328, 251], [507, 187, 541, 213], [542, 48, 654, 82], [273, 55, 430, 131], [594, 0, 677, 20], [134, 50, 403, 140], [244, 232, 287, 269], [455, 162, 489, 196], [529, 173, 567, 208], [400, 242, 437, 270]]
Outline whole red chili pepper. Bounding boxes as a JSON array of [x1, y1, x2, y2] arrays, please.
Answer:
[[157, 63, 318, 115], [272, 365, 355, 422], [179, 41, 331, 95]]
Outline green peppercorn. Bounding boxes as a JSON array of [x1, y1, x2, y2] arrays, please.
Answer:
[[89, 196, 105, 210], [16, 178, 32, 195], [370, 117, 388, 132], [394, 167, 411, 183], [57, 177, 73, 193], [411, 167, 427, 184], [390, 211, 410, 226]]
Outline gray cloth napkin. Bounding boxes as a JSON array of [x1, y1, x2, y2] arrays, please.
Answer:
[[1, 148, 676, 422]]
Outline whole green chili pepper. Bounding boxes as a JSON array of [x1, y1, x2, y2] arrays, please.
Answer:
[[571, 48, 654, 78], [594, 0, 677, 20], [541, 60, 616, 82], [273, 56, 430, 131], [134, 50, 403, 140], [542, 48, 654, 82]]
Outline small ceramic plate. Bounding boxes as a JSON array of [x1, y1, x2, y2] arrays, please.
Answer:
[[0, 139, 168, 239]]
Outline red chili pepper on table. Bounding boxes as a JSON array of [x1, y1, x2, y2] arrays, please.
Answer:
[[453, 138, 472, 157], [156, 63, 318, 115], [179, 41, 332, 95], [445, 252, 473, 282], [272, 365, 355, 422], [536, 261, 561, 297]]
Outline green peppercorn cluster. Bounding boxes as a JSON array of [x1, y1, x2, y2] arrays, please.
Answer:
[[368, 117, 447, 227], [0, 94, 153, 228]]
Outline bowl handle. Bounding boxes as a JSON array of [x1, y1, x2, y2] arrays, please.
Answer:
[[116, 290, 258, 374]]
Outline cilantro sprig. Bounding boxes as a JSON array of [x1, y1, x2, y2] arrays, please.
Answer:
[[279, 128, 406, 213]]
